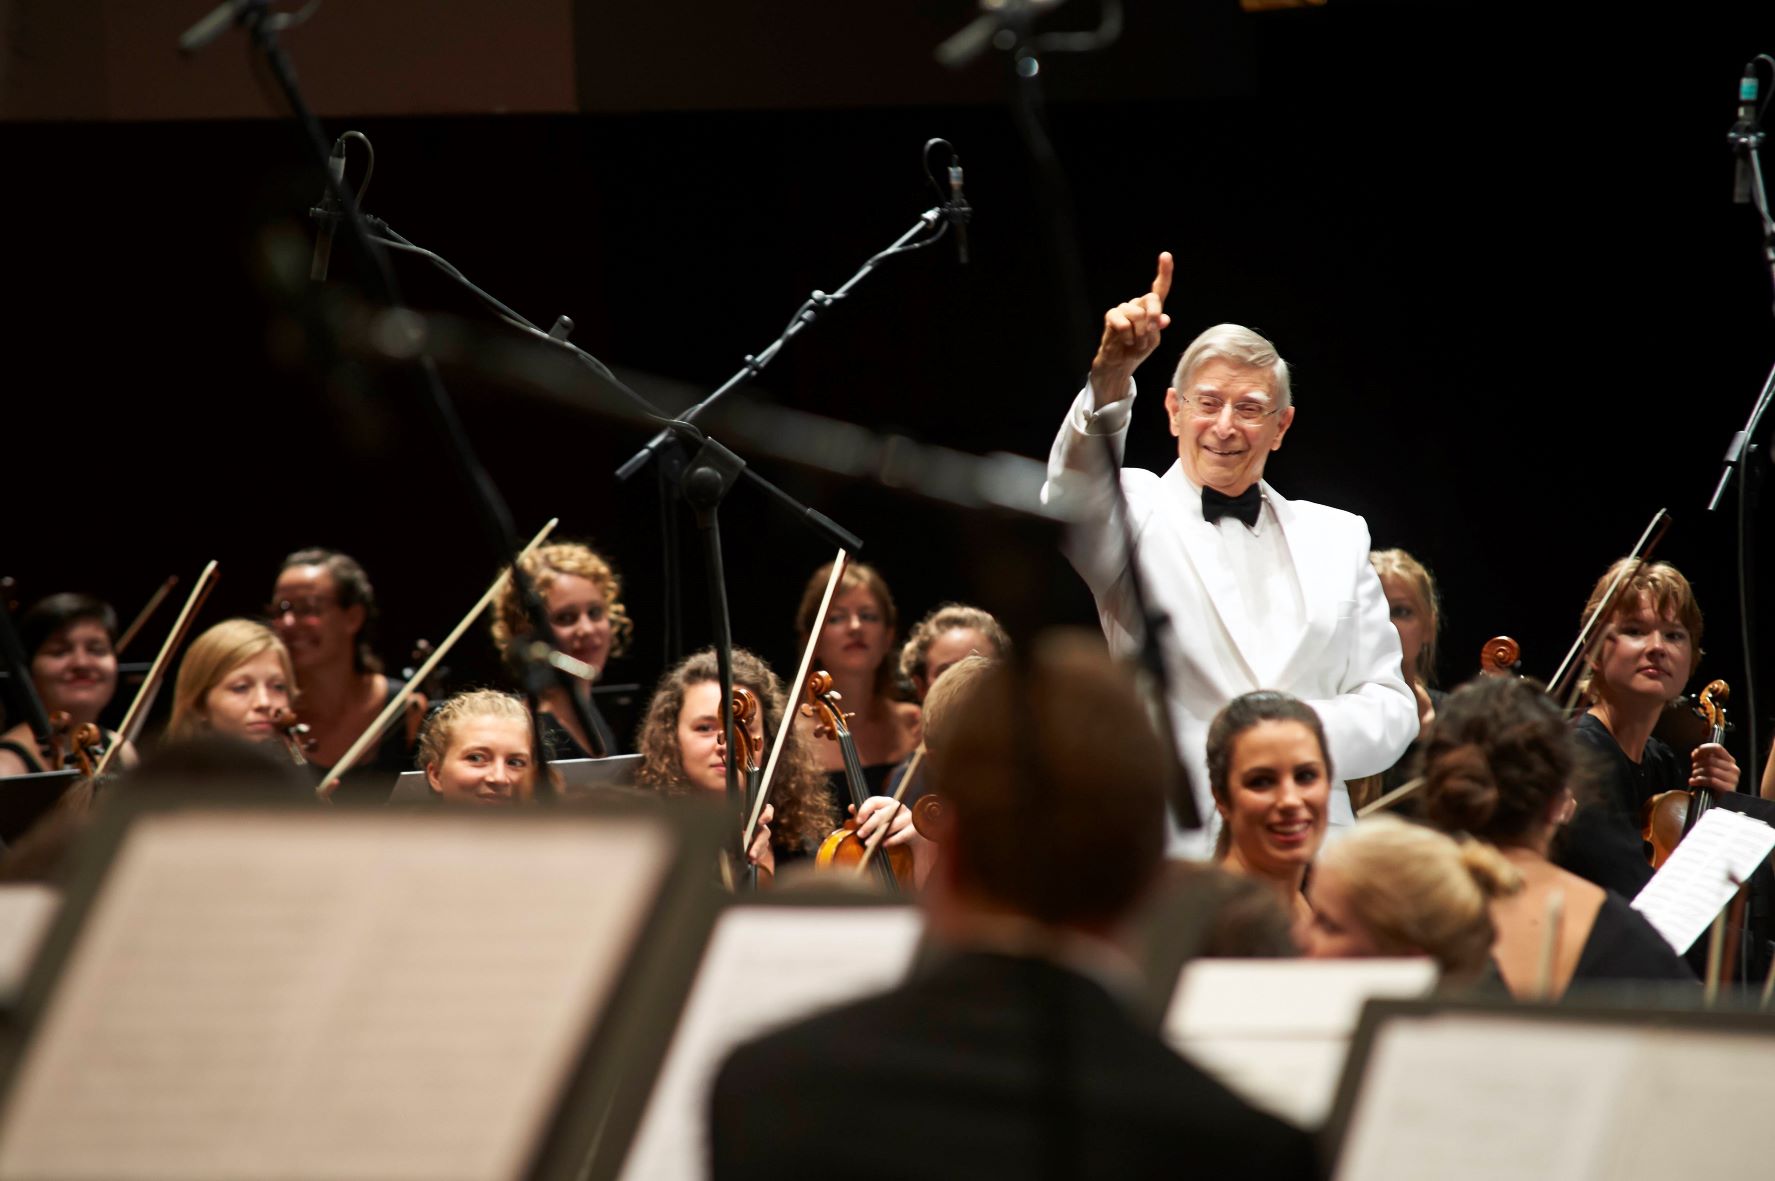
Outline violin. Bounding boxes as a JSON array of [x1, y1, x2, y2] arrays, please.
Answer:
[[731, 687, 771, 888], [66, 720, 105, 779], [804, 670, 911, 892], [1643, 680, 1728, 869], [272, 707, 314, 767]]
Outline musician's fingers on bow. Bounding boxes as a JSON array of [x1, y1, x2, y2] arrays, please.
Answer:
[[1689, 743, 1740, 791], [748, 803, 775, 866]]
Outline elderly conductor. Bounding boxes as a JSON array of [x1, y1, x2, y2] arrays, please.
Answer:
[[1046, 252, 1416, 858]]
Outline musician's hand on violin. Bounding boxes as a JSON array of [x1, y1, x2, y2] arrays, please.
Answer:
[[854, 796, 920, 848], [748, 804, 776, 874], [1089, 251, 1173, 409], [1411, 681, 1436, 735], [1689, 743, 1740, 792]]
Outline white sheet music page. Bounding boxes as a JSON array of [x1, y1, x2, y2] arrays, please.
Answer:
[[0, 884, 59, 1003], [0, 811, 674, 1181], [1333, 1013, 1775, 1181], [617, 904, 923, 1181], [1631, 806, 1775, 952], [1163, 958, 1437, 1128]]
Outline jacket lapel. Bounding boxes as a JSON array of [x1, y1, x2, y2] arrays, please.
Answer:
[[1266, 484, 1330, 687], [1160, 464, 1262, 684]]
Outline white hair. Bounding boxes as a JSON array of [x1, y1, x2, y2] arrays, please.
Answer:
[[1171, 323, 1292, 410]]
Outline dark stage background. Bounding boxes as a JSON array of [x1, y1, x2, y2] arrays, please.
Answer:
[[5, 1, 1774, 758]]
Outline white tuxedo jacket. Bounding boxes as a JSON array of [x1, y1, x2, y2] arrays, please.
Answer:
[[1046, 387, 1416, 859]]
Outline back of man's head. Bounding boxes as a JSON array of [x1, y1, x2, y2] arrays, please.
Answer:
[[929, 630, 1168, 931]]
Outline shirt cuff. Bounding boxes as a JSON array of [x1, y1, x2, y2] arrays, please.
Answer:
[[1070, 380, 1137, 435]]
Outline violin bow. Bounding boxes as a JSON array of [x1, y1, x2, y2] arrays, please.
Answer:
[[115, 576, 179, 656], [95, 561, 221, 778], [856, 743, 924, 878], [317, 517, 558, 799], [1531, 887, 1565, 1001], [1355, 775, 1426, 819], [742, 548, 848, 850], [1546, 508, 1670, 712]]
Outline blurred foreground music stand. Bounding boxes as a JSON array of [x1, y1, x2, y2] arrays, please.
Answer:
[[1323, 997, 1775, 1180], [0, 771, 80, 847], [0, 781, 728, 1181], [605, 890, 923, 1181]]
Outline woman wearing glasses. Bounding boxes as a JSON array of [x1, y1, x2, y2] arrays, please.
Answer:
[[268, 548, 415, 793], [790, 560, 923, 823]]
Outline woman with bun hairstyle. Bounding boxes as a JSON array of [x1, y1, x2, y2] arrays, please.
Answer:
[[1420, 676, 1692, 998], [1300, 815, 1519, 986]]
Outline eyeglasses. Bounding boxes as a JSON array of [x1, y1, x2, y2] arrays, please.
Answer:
[[267, 596, 336, 620], [1181, 394, 1281, 424]]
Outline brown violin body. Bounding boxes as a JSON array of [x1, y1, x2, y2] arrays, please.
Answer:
[[814, 822, 914, 880], [1641, 680, 1728, 869]]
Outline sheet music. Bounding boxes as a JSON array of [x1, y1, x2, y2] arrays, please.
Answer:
[[617, 905, 923, 1181], [0, 884, 59, 1002], [1163, 958, 1437, 1128], [1333, 1014, 1775, 1181], [1631, 806, 1775, 953], [0, 811, 674, 1181]]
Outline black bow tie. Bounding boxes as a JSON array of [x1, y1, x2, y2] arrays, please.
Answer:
[[1202, 485, 1262, 528]]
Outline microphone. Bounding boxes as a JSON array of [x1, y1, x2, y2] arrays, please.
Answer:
[[946, 155, 972, 265], [1731, 65, 1761, 206], [309, 137, 348, 281]]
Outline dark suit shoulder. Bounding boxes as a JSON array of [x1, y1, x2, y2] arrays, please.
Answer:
[[711, 953, 1317, 1180]]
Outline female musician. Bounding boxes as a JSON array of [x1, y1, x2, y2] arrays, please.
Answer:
[[490, 541, 633, 760], [1299, 815, 1519, 986], [1204, 691, 1331, 927], [1575, 560, 1738, 819], [1421, 676, 1692, 998], [888, 603, 1010, 803], [416, 689, 539, 806], [165, 620, 298, 746], [791, 561, 921, 815], [636, 648, 846, 872], [1348, 549, 1441, 812], [0, 594, 139, 775], [268, 550, 413, 786]]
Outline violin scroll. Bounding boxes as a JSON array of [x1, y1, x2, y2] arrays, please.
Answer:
[[1698, 680, 1729, 735], [802, 671, 854, 740], [731, 687, 763, 773], [272, 707, 313, 767], [1479, 636, 1521, 678]]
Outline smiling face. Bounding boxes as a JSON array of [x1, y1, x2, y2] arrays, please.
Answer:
[[1217, 719, 1329, 878], [543, 573, 612, 680], [1591, 594, 1694, 708], [31, 619, 118, 723], [426, 715, 536, 805], [675, 680, 766, 794], [1163, 357, 1294, 496], [1380, 573, 1430, 683], [200, 650, 293, 742], [814, 587, 892, 682], [270, 565, 363, 674]]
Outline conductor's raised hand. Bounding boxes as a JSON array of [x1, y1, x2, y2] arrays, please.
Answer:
[[1089, 251, 1173, 408]]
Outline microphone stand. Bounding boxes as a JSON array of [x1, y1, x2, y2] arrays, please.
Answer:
[[936, 1, 1198, 829], [611, 189, 962, 663], [357, 211, 867, 678], [180, 0, 598, 793], [1711, 76, 1775, 802]]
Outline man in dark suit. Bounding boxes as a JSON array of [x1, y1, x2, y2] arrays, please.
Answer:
[[710, 633, 1320, 1180]]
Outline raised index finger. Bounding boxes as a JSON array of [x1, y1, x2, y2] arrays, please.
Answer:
[[1151, 251, 1174, 304]]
